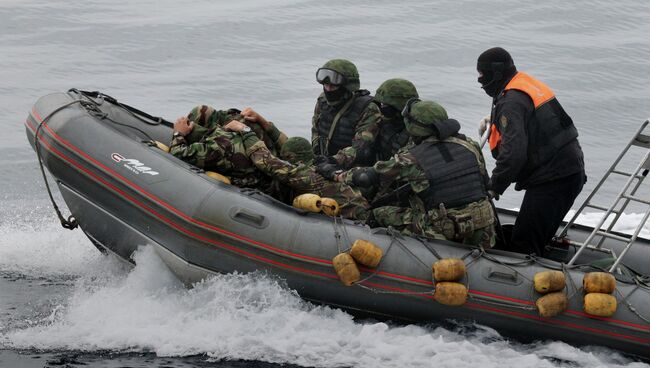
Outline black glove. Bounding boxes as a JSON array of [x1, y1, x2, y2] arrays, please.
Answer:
[[365, 210, 379, 228], [352, 167, 379, 188], [314, 155, 337, 166], [316, 163, 339, 181], [488, 190, 500, 201]]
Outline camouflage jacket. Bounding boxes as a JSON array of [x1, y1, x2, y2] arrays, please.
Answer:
[[185, 105, 286, 155], [310, 95, 382, 169], [170, 125, 263, 188], [374, 115, 413, 162], [341, 143, 428, 199], [243, 136, 369, 220], [342, 135, 486, 211]]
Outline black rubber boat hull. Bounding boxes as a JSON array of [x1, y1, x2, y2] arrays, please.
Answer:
[[25, 91, 650, 358]]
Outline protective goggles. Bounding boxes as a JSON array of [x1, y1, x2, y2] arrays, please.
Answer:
[[316, 68, 347, 85], [401, 98, 429, 128]]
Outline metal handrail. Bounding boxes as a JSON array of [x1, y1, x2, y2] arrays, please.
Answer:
[[564, 119, 650, 270]]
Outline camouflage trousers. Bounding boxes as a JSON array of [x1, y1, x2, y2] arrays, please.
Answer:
[[372, 199, 496, 248], [310, 181, 369, 221]]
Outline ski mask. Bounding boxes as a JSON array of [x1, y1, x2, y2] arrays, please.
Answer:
[[324, 86, 347, 104], [477, 47, 517, 98]]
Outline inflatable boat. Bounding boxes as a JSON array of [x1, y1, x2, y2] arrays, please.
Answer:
[[25, 89, 650, 359]]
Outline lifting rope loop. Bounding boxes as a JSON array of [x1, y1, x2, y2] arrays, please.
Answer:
[[33, 99, 90, 230], [33, 90, 174, 231]]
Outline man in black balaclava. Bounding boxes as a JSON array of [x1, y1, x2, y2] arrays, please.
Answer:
[[476, 47, 586, 256]]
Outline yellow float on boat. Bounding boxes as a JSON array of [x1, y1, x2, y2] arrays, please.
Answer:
[[432, 258, 466, 282], [534, 270, 566, 294]]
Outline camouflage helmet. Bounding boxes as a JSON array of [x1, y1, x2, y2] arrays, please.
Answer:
[[402, 99, 448, 137], [375, 79, 419, 111], [320, 59, 360, 92], [280, 137, 315, 165]]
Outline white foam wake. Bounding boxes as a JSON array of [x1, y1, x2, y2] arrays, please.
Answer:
[[0, 220, 120, 278], [1, 244, 646, 368]]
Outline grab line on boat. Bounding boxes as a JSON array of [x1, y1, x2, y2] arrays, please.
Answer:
[[25, 114, 650, 335]]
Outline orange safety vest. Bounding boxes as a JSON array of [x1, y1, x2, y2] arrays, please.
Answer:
[[488, 72, 555, 151]]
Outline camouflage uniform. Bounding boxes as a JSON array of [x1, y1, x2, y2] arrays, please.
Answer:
[[170, 124, 263, 188], [244, 136, 369, 220], [373, 79, 419, 162], [184, 105, 286, 155], [170, 105, 287, 188], [342, 100, 496, 248], [311, 59, 383, 169]]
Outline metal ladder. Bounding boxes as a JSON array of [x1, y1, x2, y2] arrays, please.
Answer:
[[559, 119, 650, 272]]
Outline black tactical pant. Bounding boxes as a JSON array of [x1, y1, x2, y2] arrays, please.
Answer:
[[511, 171, 585, 256]]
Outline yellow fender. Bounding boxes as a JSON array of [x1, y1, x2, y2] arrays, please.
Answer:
[[293, 194, 322, 213], [533, 271, 566, 294], [536, 292, 568, 317], [332, 253, 360, 286], [320, 197, 340, 216], [350, 239, 383, 268], [153, 141, 170, 152], [205, 171, 231, 185], [432, 259, 466, 282]]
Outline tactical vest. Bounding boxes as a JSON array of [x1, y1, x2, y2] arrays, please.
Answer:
[[315, 90, 373, 156], [376, 117, 410, 161], [410, 136, 489, 210], [489, 72, 578, 172]]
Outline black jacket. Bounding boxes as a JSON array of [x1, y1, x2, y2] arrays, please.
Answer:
[[490, 88, 585, 194]]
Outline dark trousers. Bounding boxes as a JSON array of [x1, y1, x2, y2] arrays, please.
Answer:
[[511, 172, 585, 255]]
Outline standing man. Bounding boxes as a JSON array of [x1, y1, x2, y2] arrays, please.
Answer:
[[476, 47, 586, 255], [312, 59, 382, 169]]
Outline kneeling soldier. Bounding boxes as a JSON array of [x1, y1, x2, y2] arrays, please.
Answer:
[[325, 99, 496, 248]]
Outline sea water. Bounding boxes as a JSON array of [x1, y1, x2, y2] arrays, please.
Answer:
[[1, 0, 650, 366]]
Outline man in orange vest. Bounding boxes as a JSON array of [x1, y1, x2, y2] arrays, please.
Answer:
[[476, 47, 586, 256]]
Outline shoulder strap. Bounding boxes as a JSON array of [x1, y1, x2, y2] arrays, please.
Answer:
[[445, 136, 488, 175], [325, 95, 357, 154]]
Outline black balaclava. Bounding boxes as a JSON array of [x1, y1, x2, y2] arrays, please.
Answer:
[[324, 87, 347, 105], [477, 47, 517, 98], [379, 104, 400, 119]]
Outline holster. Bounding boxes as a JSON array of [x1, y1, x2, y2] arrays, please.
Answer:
[[431, 199, 494, 240], [449, 213, 474, 239]]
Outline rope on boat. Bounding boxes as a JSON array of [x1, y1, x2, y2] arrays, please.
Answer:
[[616, 286, 650, 323], [70, 89, 173, 127], [414, 235, 443, 260], [33, 90, 172, 231], [354, 234, 397, 285], [562, 263, 583, 301], [332, 216, 350, 254], [33, 99, 92, 230], [352, 230, 436, 296], [387, 228, 432, 273], [355, 283, 436, 296]]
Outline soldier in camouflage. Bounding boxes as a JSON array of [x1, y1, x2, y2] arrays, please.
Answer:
[[312, 59, 383, 170], [327, 99, 496, 248], [223, 120, 369, 220], [169, 105, 286, 188], [373, 78, 419, 161], [172, 112, 369, 220]]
